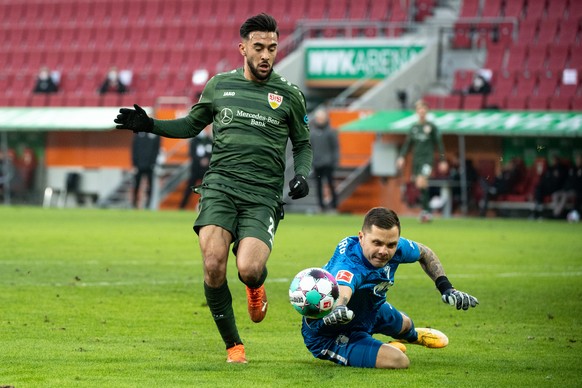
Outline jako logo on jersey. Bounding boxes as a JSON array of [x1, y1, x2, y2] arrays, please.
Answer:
[[223, 91, 235, 96], [268, 93, 283, 109], [336, 270, 354, 283]]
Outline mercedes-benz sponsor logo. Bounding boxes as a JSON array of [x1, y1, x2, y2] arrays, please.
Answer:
[[219, 108, 233, 125]]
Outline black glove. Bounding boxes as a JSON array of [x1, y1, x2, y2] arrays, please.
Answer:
[[114, 104, 154, 133], [288, 174, 309, 199], [442, 288, 479, 310], [322, 305, 354, 325]]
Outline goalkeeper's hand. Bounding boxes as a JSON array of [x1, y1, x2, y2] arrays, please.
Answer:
[[114, 104, 154, 133], [288, 174, 309, 200], [322, 305, 354, 325], [442, 288, 479, 310]]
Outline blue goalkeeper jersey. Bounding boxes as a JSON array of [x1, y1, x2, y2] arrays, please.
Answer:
[[303, 235, 421, 336]]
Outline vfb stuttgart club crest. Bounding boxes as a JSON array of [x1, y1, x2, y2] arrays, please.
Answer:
[[268, 93, 283, 109]]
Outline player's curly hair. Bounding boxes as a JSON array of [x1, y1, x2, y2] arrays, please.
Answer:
[[362, 207, 401, 235], [240, 13, 279, 39]]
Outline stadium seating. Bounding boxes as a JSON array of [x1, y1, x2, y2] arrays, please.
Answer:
[[445, 0, 580, 111], [1, 0, 422, 107]]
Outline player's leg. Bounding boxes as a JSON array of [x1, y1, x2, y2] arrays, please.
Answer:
[[394, 313, 448, 348], [235, 198, 281, 323], [144, 168, 154, 208], [373, 303, 448, 349], [323, 166, 338, 209], [194, 188, 245, 362], [315, 167, 325, 210], [236, 237, 270, 323], [416, 166, 432, 220], [309, 331, 408, 369], [133, 170, 143, 208]]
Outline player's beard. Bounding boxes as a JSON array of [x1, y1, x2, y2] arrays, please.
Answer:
[[247, 59, 272, 81]]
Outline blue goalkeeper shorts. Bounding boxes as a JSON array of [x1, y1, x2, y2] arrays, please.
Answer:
[[303, 302, 404, 368]]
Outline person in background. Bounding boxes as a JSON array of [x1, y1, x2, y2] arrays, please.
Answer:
[[466, 73, 491, 95], [550, 153, 582, 219], [532, 154, 567, 219], [310, 107, 339, 212], [180, 126, 213, 210], [99, 66, 127, 94], [479, 157, 526, 217], [396, 99, 447, 222], [300, 207, 478, 369], [33, 66, 58, 93], [131, 132, 160, 209]]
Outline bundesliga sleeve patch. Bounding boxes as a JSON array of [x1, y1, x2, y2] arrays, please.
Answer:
[[336, 270, 354, 283]]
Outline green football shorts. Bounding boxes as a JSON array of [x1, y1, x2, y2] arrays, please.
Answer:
[[193, 183, 284, 253]]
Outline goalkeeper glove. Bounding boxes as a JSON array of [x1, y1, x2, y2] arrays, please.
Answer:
[[114, 104, 154, 133], [322, 305, 354, 325], [288, 174, 309, 199], [442, 289, 479, 310]]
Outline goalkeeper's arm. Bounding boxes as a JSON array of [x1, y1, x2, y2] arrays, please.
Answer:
[[322, 285, 354, 325], [416, 242, 479, 310]]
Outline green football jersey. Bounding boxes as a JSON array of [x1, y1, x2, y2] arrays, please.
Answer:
[[152, 68, 312, 198], [398, 120, 445, 167]]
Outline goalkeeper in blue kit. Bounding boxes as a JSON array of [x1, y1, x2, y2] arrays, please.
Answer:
[[114, 14, 312, 364], [301, 207, 478, 368]]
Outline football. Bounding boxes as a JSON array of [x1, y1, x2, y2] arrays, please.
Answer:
[[289, 267, 339, 319]]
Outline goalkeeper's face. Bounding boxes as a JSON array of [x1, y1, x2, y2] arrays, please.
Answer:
[[240, 31, 278, 82], [358, 225, 399, 268]]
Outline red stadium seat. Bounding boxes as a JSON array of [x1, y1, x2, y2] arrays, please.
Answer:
[[462, 94, 485, 110], [452, 22, 474, 49], [546, 45, 570, 72], [515, 70, 538, 96], [505, 95, 528, 110], [482, 0, 503, 17], [459, 0, 479, 18], [526, 44, 548, 71], [484, 45, 506, 69], [571, 96, 582, 110], [517, 19, 538, 45], [537, 70, 559, 96], [555, 22, 579, 45], [368, 0, 390, 21], [523, 0, 546, 22], [548, 95, 572, 110], [484, 93, 507, 109], [528, 95, 549, 110], [535, 18, 559, 46], [503, 0, 525, 19], [453, 69, 475, 92], [506, 45, 528, 72], [327, 0, 348, 19], [545, 0, 568, 19], [441, 95, 463, 110]]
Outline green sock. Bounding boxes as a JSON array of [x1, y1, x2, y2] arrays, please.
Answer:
[[204, 281, 242, 349]]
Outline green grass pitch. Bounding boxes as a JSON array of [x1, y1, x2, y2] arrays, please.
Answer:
[[1, 206, 581, 387]]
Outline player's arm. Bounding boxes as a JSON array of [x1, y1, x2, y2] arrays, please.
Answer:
[[114, 78, 215, 138], [417, 242, 479, 311], [396, 131, 412, 170], [322, 284, 354, 325], [287, 89, 312, 200]]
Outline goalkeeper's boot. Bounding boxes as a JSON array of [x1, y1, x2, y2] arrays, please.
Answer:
[[226, 344, 247, 364], [388, 341, 407, 353], [413, 328, 449, 348], [246, 285, 268, 323]]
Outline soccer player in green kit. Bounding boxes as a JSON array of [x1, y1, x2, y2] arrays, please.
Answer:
[[114, 13, 312, 364], [396, 100, 448, 222]]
